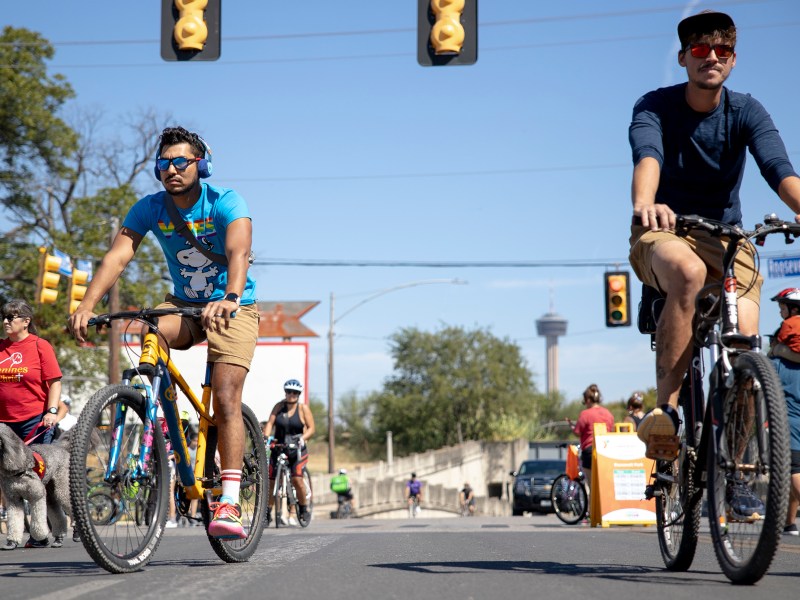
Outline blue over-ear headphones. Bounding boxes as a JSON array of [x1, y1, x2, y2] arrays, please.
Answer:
[[153, 133, 213, 181]]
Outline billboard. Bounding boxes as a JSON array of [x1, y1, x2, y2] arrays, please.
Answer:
[[125, 341, 309, 424]]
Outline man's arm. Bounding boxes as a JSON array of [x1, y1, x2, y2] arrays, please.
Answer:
[[68, 227, 142, 343], [200, 216, 252, 331], [632, 157, 675, 231], [778, 176, 800, 222]]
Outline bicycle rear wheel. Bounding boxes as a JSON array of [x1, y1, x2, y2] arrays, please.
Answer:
[[298, 467, 313, 527], [205, 403, 268, 563], [69, 384, 169, 574], [707, 351, 790, 584], [550, 474, 587, 525]]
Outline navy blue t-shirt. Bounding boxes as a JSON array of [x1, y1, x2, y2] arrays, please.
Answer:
[[629, 84, 797, 225]]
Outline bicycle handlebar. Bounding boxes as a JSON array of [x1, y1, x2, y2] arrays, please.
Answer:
[[673, 213, 800, 247], [88, 306, 204, 327]]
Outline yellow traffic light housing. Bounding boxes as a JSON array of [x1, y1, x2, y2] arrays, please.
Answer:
[[36, 247, 62, 305], [161, 0, 221, 61], [418, 0, 477, 66], [604, 272, 631, 327], [68, 268, 89, 315]]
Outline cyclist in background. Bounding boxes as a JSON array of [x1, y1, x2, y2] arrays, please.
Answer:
[[406, 473, 423, 515], [459, 482, 475, 515], [68, 126, 258, 540], [262, 379, 315, 526], [627, 10, 800, 477], [330, 468, 354, 516]]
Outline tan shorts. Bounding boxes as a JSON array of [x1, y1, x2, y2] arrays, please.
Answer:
[[156, 295, 259, 370], [628, 225, 763, 305]]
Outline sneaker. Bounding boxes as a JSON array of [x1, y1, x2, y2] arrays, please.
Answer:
[[2, 541, 18, 551], [298, 505, 310, 525], [72, 530, 80, 543], [287, 516, 299, 526], [165, 519, 178, 529], [783, 524, 799, 536], [208, 502, 246, 539], [726, 480, 765, 519], [264, 508, 272, 527], [637, 405, 681, 460], [24, 537, 50, 549], [51, 535, 64, 549]]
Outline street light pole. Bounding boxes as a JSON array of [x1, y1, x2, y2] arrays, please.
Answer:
[[326, 278, 466, 473]]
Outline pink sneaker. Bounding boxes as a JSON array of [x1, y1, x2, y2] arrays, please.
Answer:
[[207, 502, 246, 539]]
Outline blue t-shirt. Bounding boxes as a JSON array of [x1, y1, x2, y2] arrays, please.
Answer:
[[629, 84, 797, 225], [123, 183, 256, 304], [407, 479, 422, 495], [771, 357, 800, 452]]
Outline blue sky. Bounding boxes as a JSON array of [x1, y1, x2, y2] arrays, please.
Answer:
[[5, 1, 800, 410]]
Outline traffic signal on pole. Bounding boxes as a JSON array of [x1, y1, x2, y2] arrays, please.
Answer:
[[161, 0, 221, 61], [418, 0, 478, 66], [604, 271, 631, 327], [37, 247, 62, 305], [68, 268, 89, 315]]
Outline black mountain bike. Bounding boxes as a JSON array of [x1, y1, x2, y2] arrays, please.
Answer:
[[638, 214, 791, 584]]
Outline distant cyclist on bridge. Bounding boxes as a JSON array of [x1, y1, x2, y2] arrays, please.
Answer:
[[406, 473, 423, 516], [627, 10, 800, 481]]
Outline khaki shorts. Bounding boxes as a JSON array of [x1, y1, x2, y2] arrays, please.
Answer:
[[628, 225, 763, 305], [156, 295, 259, 370]]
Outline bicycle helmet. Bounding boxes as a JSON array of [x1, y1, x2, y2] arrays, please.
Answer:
[[283, 379, 303, 393], [339, 468, 347, 475], [771, 288, 800, 307]]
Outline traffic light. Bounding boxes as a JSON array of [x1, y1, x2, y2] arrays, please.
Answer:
[[36, 247, 62, 304], [604, 271, 631, 327], [161, 0, 221, 61], [418, 0, 478, 66], [68, 268, 89, 315]]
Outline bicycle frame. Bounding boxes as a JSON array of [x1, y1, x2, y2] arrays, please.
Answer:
[[106, 325, 218, 502]]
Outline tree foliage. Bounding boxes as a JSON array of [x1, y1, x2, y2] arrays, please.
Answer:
[[363, 325, 548, 456], [0, 26, 171, 390]]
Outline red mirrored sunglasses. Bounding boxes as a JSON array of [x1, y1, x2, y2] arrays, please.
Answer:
[[687, 43, 734, 59]]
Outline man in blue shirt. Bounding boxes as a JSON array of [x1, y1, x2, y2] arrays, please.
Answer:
[[68, 126, 258, 539], [628, 11, 800, 460]]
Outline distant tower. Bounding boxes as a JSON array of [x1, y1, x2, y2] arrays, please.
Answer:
[[536, 291, 568, 398]]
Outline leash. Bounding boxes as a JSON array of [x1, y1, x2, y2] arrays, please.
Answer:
[[23, 420, 52, 445]]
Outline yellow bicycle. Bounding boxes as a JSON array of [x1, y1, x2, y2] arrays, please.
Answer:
[[69, 307, 268, 574]]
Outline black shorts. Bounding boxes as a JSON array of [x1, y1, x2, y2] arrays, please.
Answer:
[[792, 450, 800, 475], [580, 447, 593, 470]]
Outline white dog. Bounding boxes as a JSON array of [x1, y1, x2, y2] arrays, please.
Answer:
[[0, 423, 71, 550]]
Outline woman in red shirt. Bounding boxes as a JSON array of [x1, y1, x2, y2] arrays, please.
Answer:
[[570, 384, 615, 489], [0, 299, 63, 444]]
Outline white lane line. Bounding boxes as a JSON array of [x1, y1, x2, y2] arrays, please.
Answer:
[[32, 579, 123, 600], [253, 535, 340, 568]]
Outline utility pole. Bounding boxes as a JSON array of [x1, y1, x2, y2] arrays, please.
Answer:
[[327, 292, 335, 473], [108, 217, 120, 384]]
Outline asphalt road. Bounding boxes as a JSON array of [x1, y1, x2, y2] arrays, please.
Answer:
[[2, 514, 799, 600]]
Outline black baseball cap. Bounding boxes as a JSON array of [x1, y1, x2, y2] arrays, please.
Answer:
[[678, 10, 736, 47]]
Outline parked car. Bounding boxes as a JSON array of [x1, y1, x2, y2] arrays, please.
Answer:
[[510, 459, 563, 516]]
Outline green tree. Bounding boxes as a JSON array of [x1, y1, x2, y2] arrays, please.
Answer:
[[368, 325, 546, 455], [0, 26, 170, 391]]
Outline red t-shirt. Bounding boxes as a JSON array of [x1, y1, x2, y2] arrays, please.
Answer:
[[0, 334, 62, 422], [573, 405, 616, 450], [777, 315, 800, 354]]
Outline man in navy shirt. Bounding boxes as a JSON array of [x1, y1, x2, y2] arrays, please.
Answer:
[[629, 11, 800, 461]]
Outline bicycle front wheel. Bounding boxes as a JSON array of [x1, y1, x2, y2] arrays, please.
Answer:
[[205, 403, 269, 563], [69, 384, 169, 574], [707, 351, 790, 584], [655, 447, 701, 571], [550, 474, 587, 525], [298, 467, 313, 528]]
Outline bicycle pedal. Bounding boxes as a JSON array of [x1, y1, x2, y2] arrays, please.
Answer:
[[644, 485, 661, 500], [645, 435, 681, 461]]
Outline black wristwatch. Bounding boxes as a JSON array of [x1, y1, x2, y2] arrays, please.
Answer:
[[47, 407, 58, 415], [224, 292, 240, 306]]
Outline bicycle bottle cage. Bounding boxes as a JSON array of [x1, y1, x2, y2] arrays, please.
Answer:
[[638, 284, 665, 335]]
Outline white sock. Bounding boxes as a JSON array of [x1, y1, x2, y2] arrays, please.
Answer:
[[221, 469, 242, 503]]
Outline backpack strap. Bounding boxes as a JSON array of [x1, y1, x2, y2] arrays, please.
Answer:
[[163, 195, 228, 266]]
